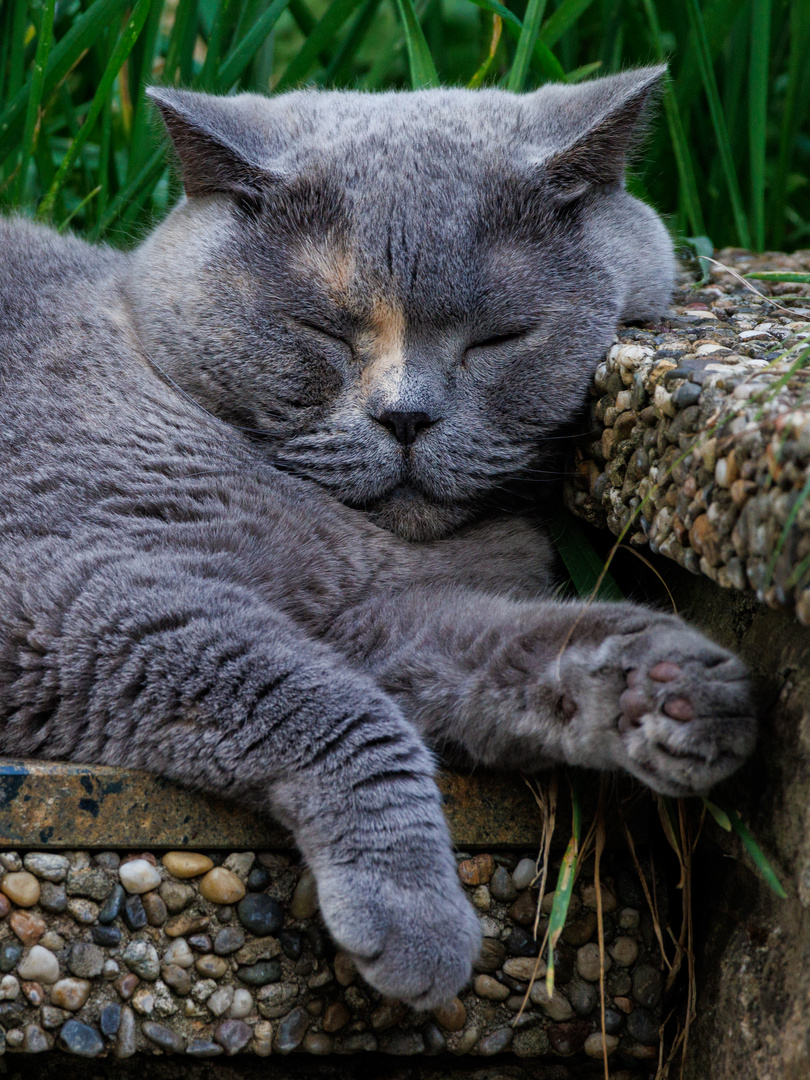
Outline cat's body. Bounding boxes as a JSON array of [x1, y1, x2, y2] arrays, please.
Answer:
[[0, 69, 755, 1008]]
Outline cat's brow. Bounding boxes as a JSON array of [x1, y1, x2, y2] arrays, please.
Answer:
[[291, 240, 356, 299]]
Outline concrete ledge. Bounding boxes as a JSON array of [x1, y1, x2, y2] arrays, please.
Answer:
[[564, 247, 810, 623]]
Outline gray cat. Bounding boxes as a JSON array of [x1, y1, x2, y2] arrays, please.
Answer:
[[0, 65, 755, 1009]]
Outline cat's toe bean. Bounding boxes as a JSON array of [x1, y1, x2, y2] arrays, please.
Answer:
[[662, 696, 695, 721], [649, 661, 682, 682]]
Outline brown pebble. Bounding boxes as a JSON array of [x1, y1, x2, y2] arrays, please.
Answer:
[[142, 892, 168, 927], [457, 854, 495, 886], [333, 951, 356, 987], [561, 912, 598, 947], [162, 852, 214, 879], [303, 1032, 333, 1055], [199, 868, 245, 905], [474, 937, 506, 973], [508, 891, 538, 927], [0, 872, 40, 907], [503, 957, 545, 981], [323, 1002, 351, 1033], [473, 975, 510, 1002], [165, 913, 210, 938], [9, 910, 46, 945], [0, 894, 10, 918], [433, 997, 466, 1032], [581, 884, 618, 914], [196, 955, 228, 979], [116, 974, 139, 1000], [51, 978, 91, 1011], [613, 996, 634, 1014], [21, 982, 44, 1006]]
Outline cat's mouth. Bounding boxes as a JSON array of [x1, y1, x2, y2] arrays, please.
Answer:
[[363, 485, 476, 541]]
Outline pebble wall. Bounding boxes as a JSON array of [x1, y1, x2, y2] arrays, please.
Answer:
[[564, 248, 810, 622], [0, 846, 664, 1066]]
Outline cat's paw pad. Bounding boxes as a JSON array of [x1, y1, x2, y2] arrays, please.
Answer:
[[610, 631, 756, 795], [315, 867, 481, 1010]]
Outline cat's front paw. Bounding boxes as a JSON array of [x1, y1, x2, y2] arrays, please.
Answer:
[[561, 616, 756, 796], [314, 861, 481, 1009]]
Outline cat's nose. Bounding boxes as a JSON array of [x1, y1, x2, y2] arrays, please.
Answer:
[[371, 409, 436, 446]]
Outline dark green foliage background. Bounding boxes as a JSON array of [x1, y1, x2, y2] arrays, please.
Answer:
[[0, 0, 808, 251]]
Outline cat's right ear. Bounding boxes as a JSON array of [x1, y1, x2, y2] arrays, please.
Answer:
[[147, 87, 279, 203]]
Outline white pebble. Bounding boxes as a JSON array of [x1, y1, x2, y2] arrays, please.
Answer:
[[0, 976, 20, 1000], [17, 946, 60, 985], [207, 986, 234, 1016], [512, 859, 536, 891], [163, 938, 194, 969], [228, 989, 254, 1019], [192, 979, 217, 1003], [22, 854, 70, 883], [119, 859, 161, 894]]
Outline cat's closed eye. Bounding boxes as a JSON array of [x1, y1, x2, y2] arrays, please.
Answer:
[[465, 330, 529, 353], [294, 318, 353, 355]]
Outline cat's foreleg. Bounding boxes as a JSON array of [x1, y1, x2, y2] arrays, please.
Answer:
[[0, 553, 480, 1007], [327, 589, 756, 796]]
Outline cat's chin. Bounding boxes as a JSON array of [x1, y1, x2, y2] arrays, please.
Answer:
[[365, 488, 473, 542]]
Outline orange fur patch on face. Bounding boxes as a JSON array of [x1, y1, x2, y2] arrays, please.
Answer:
[[359, 298, 406, 390], [293, 239, 356, 299]]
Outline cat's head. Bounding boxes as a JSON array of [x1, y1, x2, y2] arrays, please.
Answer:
[[129, 70, 673, 540]]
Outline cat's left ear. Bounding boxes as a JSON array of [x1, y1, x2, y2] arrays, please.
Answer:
[[528, 65, 666, 202], [147, 87, 280, 201]]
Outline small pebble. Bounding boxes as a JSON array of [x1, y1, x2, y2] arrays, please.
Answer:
[[116, 973, 139, 1000], [199, 868, 245, 905], [23, 853, 70, 883], [92, 925, 122, 947], [5, 1027, 23, 1048], [22, 981, 44, 1006], [512, 858, 537, 890], [632, 964, 664, 1007], [458, 854, 495, 885], [627, 1007, 660, 1045], [609, 936, 640, 967], [161, 965, 192, 995], [304, 1032, 334, 1055], [423, 1023, 447, 1054], [0, 942, 22, 972], [333, 950, 356, 986], [59, 1019, 104, 1057], [530, 984, 574, 1021], [159, 881, 195, 914], [228, 988, 254, 1019], [66, 867, 114, 901], [187, 1038, 224, 1057], [247, 867, 271, 891], [237, 959, 282, 986], [215, 1018, 253, 1055], [478, 1027, 513, 1056], [0, 975, 19, 1000], [119, 859, 161, 895], [0, 853, 21, 872], [51, 978, 91, 1011], [123, 894, 148, 931], [165, 912, 210, 937], [472, 885, 490, 911], [100, 1003, 122, 1037], [98, 883, 125, 924], [474, 937, 507, 973], [567, 978, 598, 1015], [584, 1032, 619, 1057], [473, 974, 510, 1002], [503, 956, 544, 981], [17, 945, 59, 984], [115, 1006, 137, 1058], [189, 933, 213, 952], [618, 907, 640, 931], [279, 929, 304, 961], [0, 894, 8, 919], [508, 891, 538, 926], [214, 926, 245, 955], [9, 910, 46, 945], [142, 1020, 185, 1053], [207, 985, 234, 1016], [41, 1005, 70, 1029], [490, 866, 518, 902], [577, 942, 611, 982], [323, 1001, 351, 1032], [290, 870, 318, 919], [252, 1020, 274, 1056], [195, 955, 228, 979], [433, 997, 466, 1032], [142, 892, 168, 927], [163, 938, 194, 968], [68, 942, 104, 979], [191, 979, 217, 1003], [23, 1023, 50, 1053], [274, 1006, 309, 1053], [122, 940, 160, 981], [66, 899, 98, 925], [162, 852, 214, 879], [237, 893, 284, 936]]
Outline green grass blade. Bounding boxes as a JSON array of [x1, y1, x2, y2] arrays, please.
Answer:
[[0, 0, 130, 168], [745, 271, 810, 283], [566, 61, 601, 83], [545, 507, 624, 602], [216, 0, 291, 87], [506, 0, 547, 91], [274, 0, 366, 91], [701, 797, 732, 832], [749, 0, 771, 251], [7, 0, 29, 100], [394, 0, 439, 88], [200, 0, 238, 86], [127, 0, 165, 180], [685, 0, 752, 249], [546, 779, 581, 995], [466, 0, 521, 31], [163, 0, 199, 82], [15, 0, 57, 204], [502, 17, 566, 83], [726, 807, 787, 899], [57, 184, 101, 232], [538, 0, 596, 47], [324, 0, 383, 84], [37, 0, 153, 221], [772, 0, 810, 248]]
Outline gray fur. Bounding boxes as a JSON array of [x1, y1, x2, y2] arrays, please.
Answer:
[[0, 70, 753, 1009]]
